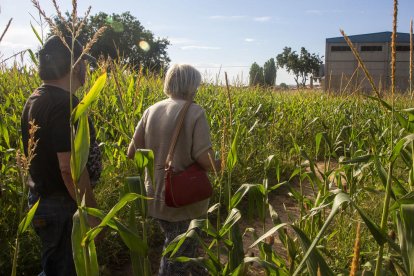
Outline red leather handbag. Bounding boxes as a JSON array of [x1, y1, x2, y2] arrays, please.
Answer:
[[164, 102, 213, 208]]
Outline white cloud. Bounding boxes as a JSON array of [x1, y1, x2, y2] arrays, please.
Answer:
[[180, 45, 221, 50], [209, 15, 246, 21], [306, 9, 343, 15], [208, 15, 271, 22], [253, 16, 271, 22], [1, 25, 41, 48], [169, 37, 196, 45], [0, 25, 41, 61], [244, 38, 255, 42], [306, 10, 323, 15]]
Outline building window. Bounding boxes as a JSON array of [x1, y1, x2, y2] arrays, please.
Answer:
[[331, 46, 351, 52], [361, 46, 382, 51], [396, 45, 410, 51]]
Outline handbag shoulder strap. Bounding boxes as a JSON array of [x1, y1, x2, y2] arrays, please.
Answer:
[[165, 101, 192, 168]]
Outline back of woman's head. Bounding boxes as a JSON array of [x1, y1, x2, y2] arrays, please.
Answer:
[[163, 64, 201, 99]]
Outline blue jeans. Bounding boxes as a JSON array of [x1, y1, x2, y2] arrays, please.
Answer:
[[29, 190, 77, 276]]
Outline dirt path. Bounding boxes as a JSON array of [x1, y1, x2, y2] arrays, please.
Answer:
[[107, 162, 332, 275], [241, 161, 337, 275], [241, 179, 315, 275]]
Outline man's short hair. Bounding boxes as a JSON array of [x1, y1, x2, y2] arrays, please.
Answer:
[[38, 35, 94, 81], [163, 64, 202, 100]]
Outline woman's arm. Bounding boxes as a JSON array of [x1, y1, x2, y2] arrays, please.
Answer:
[[127, 132, 144, 159], [127, 140, 137, 159], [127, 112, 147, 159], [196, 148, 221, 172]]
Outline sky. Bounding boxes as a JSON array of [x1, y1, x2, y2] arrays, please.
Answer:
[[1, 0, 414, 85]]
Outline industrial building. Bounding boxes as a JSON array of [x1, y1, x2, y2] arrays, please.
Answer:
[[324, 31, 411, 92]]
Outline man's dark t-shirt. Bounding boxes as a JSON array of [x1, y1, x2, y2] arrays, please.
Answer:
[[21, 85, 79, 197]]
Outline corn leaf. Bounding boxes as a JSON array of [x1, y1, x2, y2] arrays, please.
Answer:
[[163, 219, 206, 257], [18, 199, 39, 235], [30, 22, 42, 45], [340, 154, 373, 164], [27, 49, 38, 66], [124, 176, 147, 216], [292, 192, 349, 276], [390, 192, 414, 211], [397, 204, 414, 275], [72, 210, 99, 276], [229, 223, 244, 272], [175, 256, 219, 276], [368, 96, 408, 130], [83, 192, 150, 244], [1, 121, 10, 148], [244, 257, 288, 275], [352, 203, 388, 246], [84, 207, 148, 255], [219, 208, 242, 237], [72, 73, 107, 123], [134, 149, 154, 183], [230, 183, 260, 209], [207, 203, 221, 214], [315, 132, 323, 157], [249, 223, 287, 249], [227, 126, 240, 172], [292, 225, 334, 276], [70, 114, 90, 183]]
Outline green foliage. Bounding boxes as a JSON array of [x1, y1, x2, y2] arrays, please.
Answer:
[[17, 199, 40, 235], [279, 82, 289, 90], [249, 62, 264, 86], [54, 12, 170, 72], [263, 58, 277, 87], [397, 204, 414, 275], [2, 57, 414, 274], [72, 210, 99, 276], [276, 47, 322, 88]]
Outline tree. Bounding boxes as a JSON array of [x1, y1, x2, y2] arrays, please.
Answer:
[[263, 58, 277, 87], [276, 47, 322, 89], [279, 83, 289, 90], [54, 12, 170, 73], [249, 62, 264, 86]]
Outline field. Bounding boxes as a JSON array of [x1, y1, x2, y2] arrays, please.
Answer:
[[1, 1, 414, 273], [1, 57, 414, 275]]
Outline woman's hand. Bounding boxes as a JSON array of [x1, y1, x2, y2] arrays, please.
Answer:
[[196, 148, 220, 172], [127, 141, 136, 159]]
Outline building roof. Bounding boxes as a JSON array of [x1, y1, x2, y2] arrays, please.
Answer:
[[326, 31, 411, 43]]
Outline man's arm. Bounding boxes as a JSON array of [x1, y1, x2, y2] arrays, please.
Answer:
[[57, 152, 98, 208], [57, 152, 100, 228]]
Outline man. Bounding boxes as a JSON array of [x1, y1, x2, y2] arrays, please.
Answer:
[[21, 35, 100, 276]]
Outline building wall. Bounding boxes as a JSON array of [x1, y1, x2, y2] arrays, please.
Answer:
[[325, 41, 410, 92]]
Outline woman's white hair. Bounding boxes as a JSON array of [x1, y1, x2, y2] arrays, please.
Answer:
[[163, 64, 202, 99]]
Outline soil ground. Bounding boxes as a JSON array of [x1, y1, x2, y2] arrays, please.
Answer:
[[106, 162, 333, 275]]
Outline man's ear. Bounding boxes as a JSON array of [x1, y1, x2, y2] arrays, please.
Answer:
[[72, 63, 80, 74]]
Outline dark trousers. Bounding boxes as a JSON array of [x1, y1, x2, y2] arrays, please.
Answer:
[[157, 219, 206, 276], [29, 190, 77, 276]]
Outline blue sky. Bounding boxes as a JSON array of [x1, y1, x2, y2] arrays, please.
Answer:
[[1, 0, 413, 84]]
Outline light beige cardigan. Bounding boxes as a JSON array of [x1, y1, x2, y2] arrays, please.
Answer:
[[132, 98, 212, 222]]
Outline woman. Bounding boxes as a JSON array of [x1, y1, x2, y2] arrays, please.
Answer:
[[127, 64, 218, 275]]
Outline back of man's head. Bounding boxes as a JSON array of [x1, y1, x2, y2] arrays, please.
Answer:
[[38, 35, 84, 81]]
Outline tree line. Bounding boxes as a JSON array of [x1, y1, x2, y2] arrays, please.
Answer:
[[54, 11, 322, 85], [249, 47, 322, 89], [54, 12, 170, 73]]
